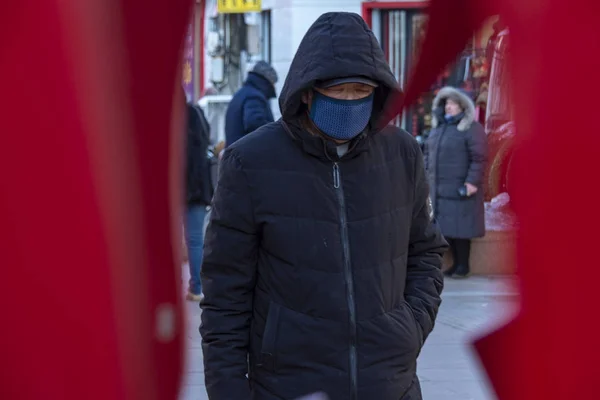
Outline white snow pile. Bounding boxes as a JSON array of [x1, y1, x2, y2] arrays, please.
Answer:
[[485, 192, 517, 231]]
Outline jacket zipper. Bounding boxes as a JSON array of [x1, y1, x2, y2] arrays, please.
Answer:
[[332, 162, 358, 400]]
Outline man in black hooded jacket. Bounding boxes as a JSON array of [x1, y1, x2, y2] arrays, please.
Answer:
[[200, 12, 448, 400]]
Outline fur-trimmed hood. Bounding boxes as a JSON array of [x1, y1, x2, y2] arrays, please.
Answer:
[[431, 86, 476, 132]]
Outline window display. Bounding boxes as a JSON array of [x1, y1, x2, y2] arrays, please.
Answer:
[[376, 10, 494, 140]]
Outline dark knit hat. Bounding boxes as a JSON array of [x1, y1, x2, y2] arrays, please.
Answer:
[[251, 61, 278, 85]]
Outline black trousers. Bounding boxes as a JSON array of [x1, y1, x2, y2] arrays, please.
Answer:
[[447, 238, 471, 267]]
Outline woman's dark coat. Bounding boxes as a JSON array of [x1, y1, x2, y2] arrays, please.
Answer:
[[425, 87, 488, 239], [200, 12, 447, 400]]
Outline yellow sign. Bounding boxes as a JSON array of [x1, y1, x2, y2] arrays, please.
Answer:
[[217, 0, 261, 14]]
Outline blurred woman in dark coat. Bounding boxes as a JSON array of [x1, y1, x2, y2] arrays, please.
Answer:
[[425, 87, 488, 278]]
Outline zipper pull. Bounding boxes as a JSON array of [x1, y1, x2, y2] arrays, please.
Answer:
[[332, 163, 340, 189]]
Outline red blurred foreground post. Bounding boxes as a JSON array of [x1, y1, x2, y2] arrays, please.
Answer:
[[0, 0, 190, 399], [396, 0, 600, 398], [3, 0, 600, 398]]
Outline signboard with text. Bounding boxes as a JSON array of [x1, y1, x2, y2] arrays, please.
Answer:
[[217, 0, 261, 14]]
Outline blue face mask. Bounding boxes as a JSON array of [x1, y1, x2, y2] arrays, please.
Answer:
[[309, 91, 374, 141]]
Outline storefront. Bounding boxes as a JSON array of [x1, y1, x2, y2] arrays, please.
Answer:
[[180, 0, 273, 103], [203, 0, 272, 96], [362, 1, 499, 139], [190, 0, 273, 143]]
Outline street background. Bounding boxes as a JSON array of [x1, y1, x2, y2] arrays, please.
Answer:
[[180, 266, 517, 400]]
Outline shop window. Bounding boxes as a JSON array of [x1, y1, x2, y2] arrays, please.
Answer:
[[260, 11, 272, 63], [245, 11, 271, 64], [485, 27, 512, 131], [376, 9, 490, 139]]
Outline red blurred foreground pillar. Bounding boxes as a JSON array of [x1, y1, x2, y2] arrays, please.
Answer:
[[473, 0, 600, 398], [396, 0, 600, 398], [0, 1, 190, 399], [391, 0, 600, 400]]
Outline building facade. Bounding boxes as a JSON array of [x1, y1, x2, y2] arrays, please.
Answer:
[[191, 0, 500, 139]]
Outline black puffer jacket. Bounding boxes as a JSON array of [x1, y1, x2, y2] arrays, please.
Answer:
[[200, 12, 447, 400], [425, 87, 488, 239]]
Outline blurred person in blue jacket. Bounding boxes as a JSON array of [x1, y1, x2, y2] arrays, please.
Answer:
[[224, 61, 278, 146]]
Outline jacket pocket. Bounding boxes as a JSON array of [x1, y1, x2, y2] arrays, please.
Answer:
[[404, 301, 424, 349], [260, 301, 281, 372]]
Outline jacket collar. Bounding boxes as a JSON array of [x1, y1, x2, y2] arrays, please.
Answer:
[[246, 72, 276, 99], [281, 117, 370, 162]]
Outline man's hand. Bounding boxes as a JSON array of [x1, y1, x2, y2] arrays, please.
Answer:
[[465, 182, 478, 196]]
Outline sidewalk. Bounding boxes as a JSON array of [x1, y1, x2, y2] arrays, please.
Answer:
[[179, 270, 517, 400]]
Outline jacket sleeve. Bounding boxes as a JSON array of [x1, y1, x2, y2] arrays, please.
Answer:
[[405, 141, 448, 342], [242, 97, 272, 134], [200, 148, 258, 400], [465, 123, 488, 187]]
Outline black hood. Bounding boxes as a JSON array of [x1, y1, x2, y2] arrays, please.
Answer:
[[279, 12, 401, 129]]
